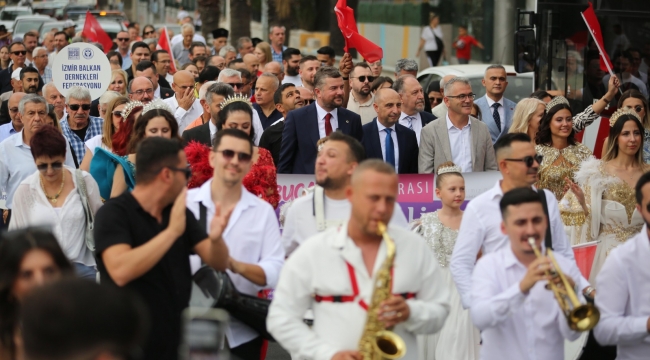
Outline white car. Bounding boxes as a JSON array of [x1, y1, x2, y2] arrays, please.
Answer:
[[0, 6, 32, 32], [416, 64, 534, 104], [11, 14, 52, 39]]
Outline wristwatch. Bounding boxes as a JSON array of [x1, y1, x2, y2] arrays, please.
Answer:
[[584, 286, 596, 301]]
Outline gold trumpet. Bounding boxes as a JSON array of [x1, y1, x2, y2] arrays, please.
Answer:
[[527, 237, 600, 332]]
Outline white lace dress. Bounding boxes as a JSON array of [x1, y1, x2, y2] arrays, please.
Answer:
[[571, 157, 644, 283], [411, 211, 481, 360]]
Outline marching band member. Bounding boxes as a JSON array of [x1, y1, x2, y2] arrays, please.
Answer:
[[471, 187, 583, 360], [268, 160, 450, 360], [594, 172, 650, 359]]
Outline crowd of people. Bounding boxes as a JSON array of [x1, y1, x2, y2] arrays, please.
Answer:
[[0, 15, 649, 360]]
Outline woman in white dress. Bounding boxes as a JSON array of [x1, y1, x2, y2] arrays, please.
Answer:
[[411, 162, 480, 360], [416, 12, 445, 67], [571, 108, 650, 282]]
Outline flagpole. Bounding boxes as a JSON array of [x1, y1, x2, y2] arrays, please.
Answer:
[[581, 12, 622, 95]]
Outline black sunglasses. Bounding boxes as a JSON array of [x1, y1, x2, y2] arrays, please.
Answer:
[[143, 30, 155, 35], [36, 162, 63, 172], [11, 50, 26, 56], [117, 37, 130, 42], [626, 105, 644, 114], [69, 104, 91, 111], [352, 75, 375, 83], [304, 99, 315, 105], [226, 83, 243, 89], [504, 154, 543, 167], [429, 97, 442, 104], [167, 166, 192, 180], [215, 149, 252, 163]]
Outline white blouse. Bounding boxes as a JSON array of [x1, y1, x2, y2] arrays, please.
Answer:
[[84, 134, 110, 155], [421, 26, 444, 51], [9, 166, 103, 266]]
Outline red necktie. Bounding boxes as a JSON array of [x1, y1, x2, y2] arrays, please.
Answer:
[[324, 113, 333, 136]]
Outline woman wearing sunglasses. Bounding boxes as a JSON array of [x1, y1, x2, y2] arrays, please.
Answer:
[[80, 96, 129, 172], [600, 89, 650, 162], [0, 227, 75, 360], [142, 24, 156, 39], [571, 108, 650, 282], [186, 96, 280, 208], [8, 125, 102, 280]]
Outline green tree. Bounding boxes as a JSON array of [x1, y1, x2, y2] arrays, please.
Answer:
[[230, 0, 252, 41], [198, 0, 222, 40]]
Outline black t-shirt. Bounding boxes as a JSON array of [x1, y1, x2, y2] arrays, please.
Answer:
[[70, 122, 89, 141], [94, 192, 207, 360]]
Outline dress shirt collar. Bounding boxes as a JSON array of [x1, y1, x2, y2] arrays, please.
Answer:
[[485, 95, 504, 108], [315, 101, 337, 121], [445, 113, 471, 130], [270, 117, 284, 127], [13, 130, 27, 147], [209, 121, 217, 136], [502, 244, 525, 269], [376, 119, 395, 132], [154, 86, 161, 99], [195, 178, 257, 215], [399, 111, 420, 121]]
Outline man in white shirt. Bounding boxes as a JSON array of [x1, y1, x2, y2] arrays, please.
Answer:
[[281, 48, 302, 86], [163, 70, 203, 134], [394, 75, 435, 145], [298, 55, 321, 92], [346, 62, 377, 125], [450, 132, 591, 309], [282, 131, 409, 256], [471, 187, 582, 360], [128, 77, 154, 105], [593, 172, 650, 359], [186, 128, 284, 359], [0, 95, 75, 226], [268, 159, 450, 360]]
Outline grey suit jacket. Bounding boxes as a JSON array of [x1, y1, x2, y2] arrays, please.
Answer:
[[418, 116, 498, 173], [474, 95, 517, 143]]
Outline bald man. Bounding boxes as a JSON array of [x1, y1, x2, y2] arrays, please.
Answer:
[[296, 86, 313, 105], [431, 74, 456, 119], [263, 61, 284, 83], [243, 53, 260, 75], [209, 55, 226, 70], [0, 92, 26, 142], [129, 76, 154, 104], [163, 70, 203, 133], [361, 88, 419, 174]]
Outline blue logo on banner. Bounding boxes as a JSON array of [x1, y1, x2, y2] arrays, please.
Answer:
[[83, 48, 94, 59], [68, 47, 79, 60]]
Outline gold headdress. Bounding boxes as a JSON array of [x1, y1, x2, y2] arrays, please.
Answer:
[[121, 100, 144, 121], [219, 94, 253, 110], [608, 107, 641, 127], [142, 98, 173, 115], [437, 164, 462, 175], [545, 95, 570, 113]]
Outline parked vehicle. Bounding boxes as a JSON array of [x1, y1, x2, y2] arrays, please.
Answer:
[[75, 17, 126, 39], [0, 5, 32, 31], [12, 14, 52, 39]]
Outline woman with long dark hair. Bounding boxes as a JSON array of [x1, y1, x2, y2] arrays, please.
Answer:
[[601, 89, 650, 162]]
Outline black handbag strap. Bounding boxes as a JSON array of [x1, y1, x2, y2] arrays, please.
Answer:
[[537, 189, 553, 250]]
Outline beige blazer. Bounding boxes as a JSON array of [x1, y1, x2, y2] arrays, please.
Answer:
[[418, 116, 497, 173]]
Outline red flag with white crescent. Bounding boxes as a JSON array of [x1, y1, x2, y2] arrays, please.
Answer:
[[82, 11, 112, 54]]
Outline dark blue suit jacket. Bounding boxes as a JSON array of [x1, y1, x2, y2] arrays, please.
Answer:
[[361, 118, 419, 174], [419, 111, 437, 127], [278, 103, 363, 174]]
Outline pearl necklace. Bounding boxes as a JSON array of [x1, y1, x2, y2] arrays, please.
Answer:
[[40, 171, 65, 204]]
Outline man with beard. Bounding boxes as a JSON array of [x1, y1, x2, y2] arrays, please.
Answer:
[[346, 62, 377, 124], [474, 65, 517, 143], [418, 77, 495, 173], [281, 48, 301, 86], [279, 66, 363, 174], [43, 83, 65, 121], [298, 55, 320, 92], [281, 132, 408, 256], [0, 67, 38, 125], [22, 32, 38, 67], [395, 75, 436, 145], [259, 83, 303, 165], [449, 132, 591, 310], [182, 82, 235, 146], [59, 87, 104, 163]]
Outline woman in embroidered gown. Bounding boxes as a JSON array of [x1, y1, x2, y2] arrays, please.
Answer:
[[185, 96, 280, 208], [601, 89, 650, 163], [572, 108, 650, 282], [411, 162, 480, 360]]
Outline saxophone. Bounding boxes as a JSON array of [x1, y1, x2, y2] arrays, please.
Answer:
[[358, 221, 407, 360]]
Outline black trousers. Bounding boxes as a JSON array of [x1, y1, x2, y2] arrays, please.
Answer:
[[425, 50, 442, 67], [229, 336, 263, 360], [579, 330, 616, 360]]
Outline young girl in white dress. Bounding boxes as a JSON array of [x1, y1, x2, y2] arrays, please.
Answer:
[[411, 162, 480, 360]]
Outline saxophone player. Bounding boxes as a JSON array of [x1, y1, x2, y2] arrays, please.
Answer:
[[267, 159, 450, 360], [470, 187, 583, 360]]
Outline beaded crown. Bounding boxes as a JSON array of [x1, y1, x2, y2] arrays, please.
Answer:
[[142, 98, 173, 115], [219, 94, 253, 110], [121, 100, 144, 120], [437, 164, 462, 175], [545, 95, 570, 113], [608, 107, 641, 127]]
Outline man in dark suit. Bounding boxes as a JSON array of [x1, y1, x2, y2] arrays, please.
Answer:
[[135, 61, 173, 100], [361, 88, 418, 174], [393, 75, 436, 146], [182, 82, 235, 146], [279, 66, 363, 174], [259, 83, 304, 166]]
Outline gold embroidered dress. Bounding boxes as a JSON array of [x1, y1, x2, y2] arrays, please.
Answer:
[[571, 157, 643, 283], [535, 142, 593, 201]]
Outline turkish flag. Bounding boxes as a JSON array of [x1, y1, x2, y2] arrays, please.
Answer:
[[581, 2, 614, 74], [82, 11, 113, 54], [156, 26, 177, 74], [334, 0, 383, 63]]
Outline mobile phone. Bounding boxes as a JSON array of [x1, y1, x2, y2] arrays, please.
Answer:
[[179, 308, 230, 360]]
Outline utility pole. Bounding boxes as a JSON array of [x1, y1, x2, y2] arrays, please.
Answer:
[[261, 0, 268, 41]]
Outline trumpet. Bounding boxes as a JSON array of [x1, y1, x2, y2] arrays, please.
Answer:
[[527, 237, 600, 332]]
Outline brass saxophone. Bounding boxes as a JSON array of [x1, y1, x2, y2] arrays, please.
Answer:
[[358, 221, 407, 360]]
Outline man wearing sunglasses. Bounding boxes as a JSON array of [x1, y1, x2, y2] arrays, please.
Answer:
[[0, 42, 28, 94], [186, 129, 284, 359], [450, 132, 592, 310], [94, 137, 230, 360], [60, 87, 104, 162], [346, 62, 377, 125], [115, 31, 132, 71]]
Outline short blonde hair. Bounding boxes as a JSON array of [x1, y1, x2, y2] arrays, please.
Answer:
[[255, 41, 273, 65], [110, 69, 128, 96], [509, 98, 545, 135]]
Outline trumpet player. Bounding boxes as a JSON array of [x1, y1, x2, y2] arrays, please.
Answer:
[[470, 187, 583, 360], [267, 160, 450, 360], [594, 172, 650, 359]]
